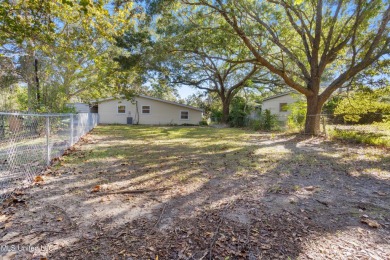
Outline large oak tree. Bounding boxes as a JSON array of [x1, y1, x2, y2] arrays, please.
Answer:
[[179, 0, 390, 134], [156, 18, 260, 123], [116, 2, 264, 123]]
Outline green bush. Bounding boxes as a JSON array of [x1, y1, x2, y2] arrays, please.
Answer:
[[287, 100, 306, 131], [228, 96, 251, 127], [210, 109, 222, 123], [249, 119, 261, 131], [334, 87, 390, 124], [249, 109, 280, 131], [228, 110, 247, 127], [199, 120, 208, 126]]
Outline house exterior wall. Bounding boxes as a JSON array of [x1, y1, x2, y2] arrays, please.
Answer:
[[262, 94, 296, 115], [98, 99, 136, 124], [261, 94, 300, 121], [98, 97, 203, 125]]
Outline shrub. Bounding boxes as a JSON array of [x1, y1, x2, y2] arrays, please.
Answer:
[[249, 109, 280, 131], [287, 100, 306, 131], [210, 109, 222, 123], [199, 120, 208, 126], [228, 96, 251, 127], [228, 110, 247, 127], [334, 88, 390, 124]]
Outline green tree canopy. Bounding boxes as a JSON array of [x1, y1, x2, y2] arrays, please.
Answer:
[[161, 0, 390, 134], [1, 0, 141, 111]]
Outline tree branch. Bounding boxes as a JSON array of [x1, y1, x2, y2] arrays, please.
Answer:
[[213, 1, 312, 96]]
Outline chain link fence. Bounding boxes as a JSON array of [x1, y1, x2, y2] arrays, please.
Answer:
[[0, 112, 98, 201], [245, 112, 389, 145], [285, 113, 389, 137]]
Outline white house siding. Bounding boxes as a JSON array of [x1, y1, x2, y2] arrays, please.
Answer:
[[261, 94, 298, 119], [98, 96, 203, 125], [98, 99, 136, 124]]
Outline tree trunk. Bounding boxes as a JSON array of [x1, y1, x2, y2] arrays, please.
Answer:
[[304, 95, 323, 135], [34, 58, 40, 107], [23, 55, 35, 111], [221, 101, 230, 124]]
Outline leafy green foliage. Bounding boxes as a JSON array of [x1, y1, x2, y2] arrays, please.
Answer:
[[228, 97, 250, 127], [114, 2, 265, 123], [1, 0, 140, 112], [287, 100, 307, 131], [249, 109, 280, 131], [334, 87, 390, 123], [0, 86, 19, 111], [177, 0, 390, 134], [185, 93, 213, 117], [0, 0, 54, 45], [210, 109, 223, 123], [323, 96, 343, 115], [199, 120, 208, 126]]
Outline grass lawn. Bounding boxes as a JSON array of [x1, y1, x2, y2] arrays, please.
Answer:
[[328, 121, 390, 147], [1, 125, 389, 259]]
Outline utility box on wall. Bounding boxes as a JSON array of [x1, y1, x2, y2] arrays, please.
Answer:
[[127, 117, 133, 125]]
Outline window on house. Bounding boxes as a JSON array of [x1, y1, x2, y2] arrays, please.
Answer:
[[118, 105, 126, 114], [142, 106, 151, 114], [180, 111, 189, 120], [279, 103, 288, 112]]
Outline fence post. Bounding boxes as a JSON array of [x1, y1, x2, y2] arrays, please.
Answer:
[[70, 114, 74, 146], [46, 116, 51, 166]]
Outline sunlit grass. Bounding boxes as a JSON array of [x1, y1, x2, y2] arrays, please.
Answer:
[[329, 128, 390, 147], [60, 125, 389, 193], [62, 125, 271, 187]]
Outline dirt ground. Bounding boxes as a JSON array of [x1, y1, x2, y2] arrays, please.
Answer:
[[1, 125, 389, 259]]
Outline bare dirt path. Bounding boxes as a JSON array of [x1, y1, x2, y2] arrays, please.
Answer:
[[1, 126, 389, 259]]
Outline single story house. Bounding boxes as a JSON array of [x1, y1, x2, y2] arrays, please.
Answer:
[[261, 91, 302, 121], [93, 95, 203, 125]]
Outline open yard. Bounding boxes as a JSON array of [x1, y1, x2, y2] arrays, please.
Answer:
[[1, 125, 390, 259]]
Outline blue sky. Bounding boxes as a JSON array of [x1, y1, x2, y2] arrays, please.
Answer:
[[177, 85, 199, 99]]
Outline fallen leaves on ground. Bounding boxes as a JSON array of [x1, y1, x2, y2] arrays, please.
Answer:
[[34, 176, 44, 183], [2, 127, 389, 259], [92, 185, 101, 192]]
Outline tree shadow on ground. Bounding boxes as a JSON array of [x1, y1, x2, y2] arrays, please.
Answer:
[[1, 126, 389, 259]]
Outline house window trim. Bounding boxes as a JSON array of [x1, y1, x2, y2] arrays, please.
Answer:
[[141, 105, 151, 114], [180, 110, 189, 120], [279, 103, 288, 112], [117, 104, 126, 114]]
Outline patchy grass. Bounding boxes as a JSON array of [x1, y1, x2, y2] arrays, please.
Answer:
[[63, 125, 260, 177], [327, 121, 390, 147], [1, 125, 389, 259], [329, 128, 390, 147]]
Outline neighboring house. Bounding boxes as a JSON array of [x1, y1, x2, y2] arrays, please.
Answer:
[[94, 95, 203, 125], [66, 103, 91, 113], [261, 91, 302, 121]]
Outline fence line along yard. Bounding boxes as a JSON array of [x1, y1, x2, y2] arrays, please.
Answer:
[[245, 111, 389, 135], [288, 113, 390, 137], [0, 112, 98, 201]]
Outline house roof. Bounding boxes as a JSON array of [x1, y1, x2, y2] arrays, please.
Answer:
[[92, 95, 203, 112], [262, 91, 298, 102]]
